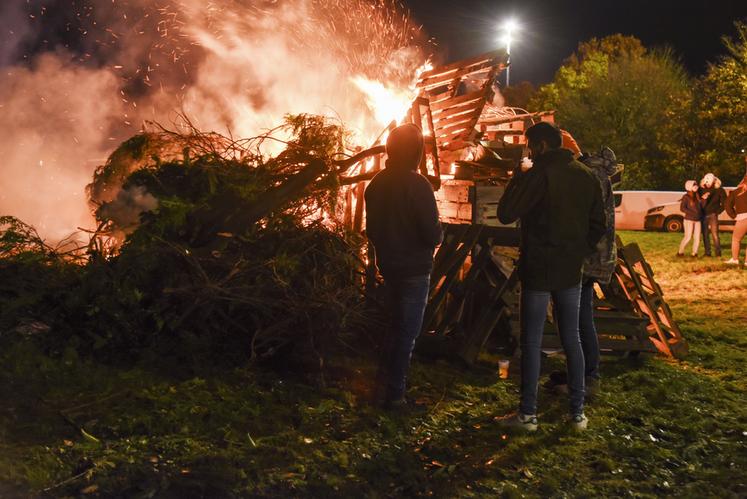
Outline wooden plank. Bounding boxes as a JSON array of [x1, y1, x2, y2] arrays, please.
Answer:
[[432, 101, 485, 122], [436, 201, 472, 220], [352, 181, 365, 233], [436, 130, 473, 148], [432, 224, 469, 281], [422, 226, 483, 332], [434, 245, 493, 337], [430, 90, 485, 112], [424, 103, 441, 182], [437, 116, 485, 137], [438, 183, 471, 203], [418, 59, 498, 89], [418, 50, 506, 79], [433, 110, 483, 131], [458, 268, 518, 364]]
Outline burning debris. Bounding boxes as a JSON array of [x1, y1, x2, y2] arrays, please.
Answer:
[[0, 0, 430, 243], [0, 115, 375, 368]]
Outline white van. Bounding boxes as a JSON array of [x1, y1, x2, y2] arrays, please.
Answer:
[[613, 191, 684, 230], [644, 188, 736, 232]]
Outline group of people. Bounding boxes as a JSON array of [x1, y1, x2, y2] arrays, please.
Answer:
[[678, 171, 747, 265], [365, 122, 617, 432]]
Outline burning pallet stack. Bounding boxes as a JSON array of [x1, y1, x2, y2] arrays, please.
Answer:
[[347, 51, 688, 363]]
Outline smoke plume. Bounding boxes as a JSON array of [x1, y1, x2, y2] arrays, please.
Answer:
[[0, 0, 429, 242]]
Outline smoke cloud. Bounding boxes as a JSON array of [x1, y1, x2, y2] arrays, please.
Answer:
[[0, 0, 428, 242]]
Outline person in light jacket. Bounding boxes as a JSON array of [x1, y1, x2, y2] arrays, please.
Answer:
[[677, 180, 704, 258], [724, 173, 747, 265]]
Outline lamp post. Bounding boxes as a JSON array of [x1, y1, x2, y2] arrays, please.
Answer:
[[501, 19, 518, 87]]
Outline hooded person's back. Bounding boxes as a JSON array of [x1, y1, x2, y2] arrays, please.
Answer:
[[365, 124, 443, 278]]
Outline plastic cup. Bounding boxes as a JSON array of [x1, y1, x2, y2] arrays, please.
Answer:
[[498, 359, 510, 379]]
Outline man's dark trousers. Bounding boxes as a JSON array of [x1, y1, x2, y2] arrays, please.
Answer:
[[520, 285, 585, 417], [579, 279, 601, 380], [381, 274, 431, 403], [701, 213, 721, 256]]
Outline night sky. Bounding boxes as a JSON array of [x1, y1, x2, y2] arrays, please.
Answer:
[[406, 0, 747, 84]]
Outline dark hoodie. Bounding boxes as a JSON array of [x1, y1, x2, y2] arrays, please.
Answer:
[[679, 192, 703, 221], [700, 186, 726, 215], [497, 148, 606, 291], [365, 131, 442, 279]]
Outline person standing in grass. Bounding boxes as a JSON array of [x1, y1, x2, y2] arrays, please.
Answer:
[[724, 173, 747, 265], [496, 122, 606, 432], [549, 147, 618, 399], [699, 173, 727, 257], [677, 180, 704, 258], [365, 123, 443, 409]]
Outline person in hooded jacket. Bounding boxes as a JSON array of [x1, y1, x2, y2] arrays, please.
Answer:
[[699, 173, 727, 257], [549, 147, 617, 399], [365, 124, 443, 409], [678, 180, 704, 257]]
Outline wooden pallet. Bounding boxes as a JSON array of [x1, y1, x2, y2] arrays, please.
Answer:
[[613, 238, 689, 358], [417, 223, 520, 365], [417, 50, 508, 153], [415, 225, 687, 365]]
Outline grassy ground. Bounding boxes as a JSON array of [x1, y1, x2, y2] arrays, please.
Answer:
[[1, 231, 745, 498]]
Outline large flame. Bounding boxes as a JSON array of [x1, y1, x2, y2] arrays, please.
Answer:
[[0, 0, 432, 241], [350, 76, 414, 127], [351, 60, 434, 130]]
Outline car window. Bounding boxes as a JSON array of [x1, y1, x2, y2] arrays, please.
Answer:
[[614, 194, 622, 208]]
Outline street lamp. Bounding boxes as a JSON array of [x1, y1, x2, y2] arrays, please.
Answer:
[[500, 19, 518, 87]]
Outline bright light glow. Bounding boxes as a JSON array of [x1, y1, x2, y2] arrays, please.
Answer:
[[501, 34, 513, 47], [503, 19, 519, 34]]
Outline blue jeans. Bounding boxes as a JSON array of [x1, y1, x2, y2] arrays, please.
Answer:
[[381, 274, 430, 402], [520, 285, 585, 416], [579, 280, 600, 380]]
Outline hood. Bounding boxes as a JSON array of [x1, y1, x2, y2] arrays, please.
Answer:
[[581, 147, 617, 176]]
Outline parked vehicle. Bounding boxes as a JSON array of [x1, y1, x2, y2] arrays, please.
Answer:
[[644, 188, 736, 232], [613, 191, 683, 230]]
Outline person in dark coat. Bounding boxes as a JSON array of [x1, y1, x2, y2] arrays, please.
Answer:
[[365, 123, 443, 408], [550, 147, 617, 399], [678, 180, 704, 257], [699, 173, 727, 257], [496, 122, 606, 431]]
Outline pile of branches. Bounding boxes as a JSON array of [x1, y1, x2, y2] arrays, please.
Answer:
[[0, 115, 376, 370]]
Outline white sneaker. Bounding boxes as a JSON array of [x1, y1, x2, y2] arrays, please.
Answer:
[[498, 412, 538, 432], [571, 413, 588, 431], [725, 258, 740, 265]]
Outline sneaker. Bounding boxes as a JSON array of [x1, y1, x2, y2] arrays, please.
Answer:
[[725, 258, 740, 265], [498, 412, 538, 432], [690, 254, 699, 258], [676, 253, 685, 258], [570, 413, 588, 431]]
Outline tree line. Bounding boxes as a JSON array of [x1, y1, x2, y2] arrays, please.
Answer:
[[506, 23, 747, 190]]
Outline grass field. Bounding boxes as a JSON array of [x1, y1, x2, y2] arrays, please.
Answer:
[[1, 231, 745, 497]]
